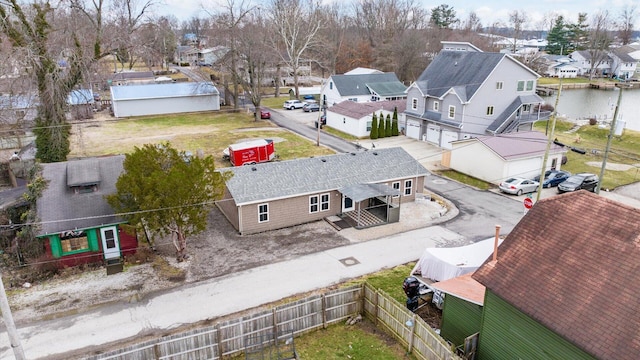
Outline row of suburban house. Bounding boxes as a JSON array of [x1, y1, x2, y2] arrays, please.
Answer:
[[543, 44, 640, 79], [0, 40, 569, 270]]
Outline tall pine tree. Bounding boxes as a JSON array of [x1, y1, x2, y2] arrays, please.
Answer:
[[377, 112, 386, 138], [385, 114, 392, 137], [370, 113, 378, 139], [391, 107, 399, 136]]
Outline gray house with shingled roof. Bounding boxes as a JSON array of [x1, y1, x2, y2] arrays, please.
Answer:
[[216, 147, 428, 235], [472, 191, 640, 359], [404, 41, 550, 149], [320, 70, 407, 107]]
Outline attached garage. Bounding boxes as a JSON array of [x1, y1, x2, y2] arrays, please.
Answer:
[[111, 82, 220, 118], [405, 119, 421, 140], [426, 124, 440, 144], [441, 130, 458, 150]]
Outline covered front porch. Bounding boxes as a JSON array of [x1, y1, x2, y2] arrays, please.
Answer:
[[337, 183, 401, 229]]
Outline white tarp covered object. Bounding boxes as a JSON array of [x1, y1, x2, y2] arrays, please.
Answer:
[[411, 237, 503, 282]]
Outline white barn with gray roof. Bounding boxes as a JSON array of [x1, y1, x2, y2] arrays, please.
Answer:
[[448, 131, 566, 184], [110, 82, 220, 118], [216, 147, 429, 234]]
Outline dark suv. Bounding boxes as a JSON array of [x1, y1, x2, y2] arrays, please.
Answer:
[[557, 173, 599, 193]]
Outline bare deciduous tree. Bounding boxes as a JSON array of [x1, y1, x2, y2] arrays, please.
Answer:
[[211, 0, 257, 109], [508, 10, 527, 53], [616, 5, 637, 45], [586, 11, 613, 80], [269, 0, 321, 98], [236, 11, 275, 120], [0, 2, 83, 162]]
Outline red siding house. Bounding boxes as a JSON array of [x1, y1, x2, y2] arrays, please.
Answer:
[[36, 155, 137, 268]]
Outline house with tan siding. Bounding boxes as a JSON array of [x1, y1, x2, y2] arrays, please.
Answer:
[[217, 147, 429, 235]]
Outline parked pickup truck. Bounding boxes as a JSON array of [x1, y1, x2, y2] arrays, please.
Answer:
[[223, 139, 276, 166]]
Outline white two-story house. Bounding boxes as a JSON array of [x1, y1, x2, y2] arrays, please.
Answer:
[[320, 68, 407, 107], [568, 50, 612, 77], [404, 42, 550, 149], [610, 47, 638, 80]]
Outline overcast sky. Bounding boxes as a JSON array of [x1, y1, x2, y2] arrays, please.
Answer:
[[155, 0, 638, 30]]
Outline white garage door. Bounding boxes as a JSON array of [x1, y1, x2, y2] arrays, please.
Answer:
[[441, 130, 458, 150], [406, 120, 421, 140], [426, 125, 440, 144]]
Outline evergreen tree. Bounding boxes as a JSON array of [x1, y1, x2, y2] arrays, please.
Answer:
[[392, 107, 399, 136], [107, 143, 227, 262], [370, 113, 378, 139], [377, 112, 386, 138], [567, 13, 589, 51], [385, 114, 392, 137], [546, 16, 570, 55]]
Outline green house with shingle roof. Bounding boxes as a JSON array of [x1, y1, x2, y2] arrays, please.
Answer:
[[471, 191, 639, 360]]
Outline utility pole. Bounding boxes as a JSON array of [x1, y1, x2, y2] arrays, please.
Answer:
[[0, 271, 25, 360], [536, 78, 563, 202], [596, 84, 627, 194]]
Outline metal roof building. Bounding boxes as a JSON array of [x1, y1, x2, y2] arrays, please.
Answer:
[[110, 82, 220, 118]]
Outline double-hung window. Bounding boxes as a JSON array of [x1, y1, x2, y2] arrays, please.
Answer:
[[258, 204, 269, 223], [404, 179, 413, 196]]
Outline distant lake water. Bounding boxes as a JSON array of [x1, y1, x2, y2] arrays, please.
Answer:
[[541, 87, 640, 132]]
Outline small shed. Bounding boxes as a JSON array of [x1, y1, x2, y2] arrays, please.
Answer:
[[110, 82, 220, 118], [431, 274, 485, 350], [67, 89, 95, 120]]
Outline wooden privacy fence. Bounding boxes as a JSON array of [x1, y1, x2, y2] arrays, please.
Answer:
[[362, 283, 460, 360], [84, 285, 362, 360], [84, 282, 459, 360]]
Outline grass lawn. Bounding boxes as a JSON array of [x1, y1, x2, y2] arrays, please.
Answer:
[[534, 119, 640, 189], [70, 111, 334, 168], [294, 322, 415, 360]]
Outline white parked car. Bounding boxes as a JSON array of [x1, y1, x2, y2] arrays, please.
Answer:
[[283, 99, 304, 110], [499, 177, 539, 196]]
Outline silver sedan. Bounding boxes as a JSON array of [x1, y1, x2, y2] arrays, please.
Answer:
[[499, 177, 540, 196]]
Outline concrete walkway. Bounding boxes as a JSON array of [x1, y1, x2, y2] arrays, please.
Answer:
[[0, 226, 465, 359]]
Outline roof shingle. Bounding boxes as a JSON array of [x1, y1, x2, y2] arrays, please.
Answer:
[[221, 147, 428, 205], [472, 191, 640, 360]]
